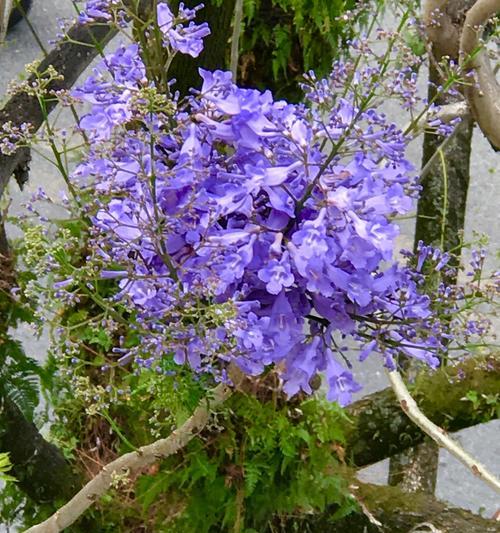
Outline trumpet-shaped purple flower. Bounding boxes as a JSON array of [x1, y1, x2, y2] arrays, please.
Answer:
[[258, 253, 294, 294], [78, 0, 114, 23], [157, 3, 210, 57], [325, 352, 362, 406]]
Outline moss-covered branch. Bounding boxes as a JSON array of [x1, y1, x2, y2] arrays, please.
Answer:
[[0, 396, 81, 503], [0, 19, 117, 196], [273, 481, 500, 532], [346, 356, 499, 467]]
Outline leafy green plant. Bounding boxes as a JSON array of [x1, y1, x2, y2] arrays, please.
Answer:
[[238, 0, 375, 98], [96, 389, 356, 532], [0, 335, 41, 420], [0, 245, 42, 421]]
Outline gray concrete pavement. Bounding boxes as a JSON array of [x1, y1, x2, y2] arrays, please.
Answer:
[[1, 1, 498, 529]]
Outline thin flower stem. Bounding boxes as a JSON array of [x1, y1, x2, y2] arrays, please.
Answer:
[[13, 0, 48, 55], [419, 126, 460, 181]]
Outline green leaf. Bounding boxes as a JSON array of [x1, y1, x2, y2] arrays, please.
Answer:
[[0, 453, 16, 482], [81, 327, 113, 351]]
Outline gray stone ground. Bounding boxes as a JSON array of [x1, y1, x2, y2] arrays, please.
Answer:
[[0, 1, 498, 530]]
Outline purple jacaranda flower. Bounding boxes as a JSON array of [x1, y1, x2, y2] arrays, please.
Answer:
[[169, 23, 211, 57], [53, 277, 74, 289], [358, 339, 377, 362], [100, 270, 128, 279], [94, 200, 142, 242], [79, 0, 114, 23], [156, 2, 174, 29], [258, 253, 294, 294], [390, 332, 441, 368], [214, 236, 256, 288], [157, 3, 210, 57], [267, 290, 304, 350], [282, 337, 323, 397], [235, 313, 264, 350], [313, 295, 356, 333], [435, 252, 450, 271], [288, 211, 332, 281], [325, 350, 362, 406], [198, 68, 233, 94], [106, 44, 146, 86]]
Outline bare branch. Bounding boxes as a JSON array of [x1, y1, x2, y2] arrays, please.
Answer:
[[387, 369, 500, 494], [0, 0, 13, 43], [230, 0, 244, 79], [459, 0, 500, 149], [24, 383, 232, 533], [0, 21, 117, 198]]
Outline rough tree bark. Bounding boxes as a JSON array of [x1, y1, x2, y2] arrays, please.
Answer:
[[0, 396, 81, 503], [388, 0, 476, 494]]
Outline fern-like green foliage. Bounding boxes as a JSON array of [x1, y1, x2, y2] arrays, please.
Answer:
[[0, 261, 41, 421], [129, 392, 355, 532], [0, 334, 42, 421], [238, 0, 374, 99]]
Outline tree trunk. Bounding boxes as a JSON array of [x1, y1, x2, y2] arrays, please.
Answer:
[[414, 68, 474, 254], [389, 0, 476, 493], [0, 396, 81, 503]]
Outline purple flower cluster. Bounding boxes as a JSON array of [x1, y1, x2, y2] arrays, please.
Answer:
[[157, 2, 210, 58], [78, 0, 116, 24], [73, 43, 146, 140], [70, 5, 446, 406]]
